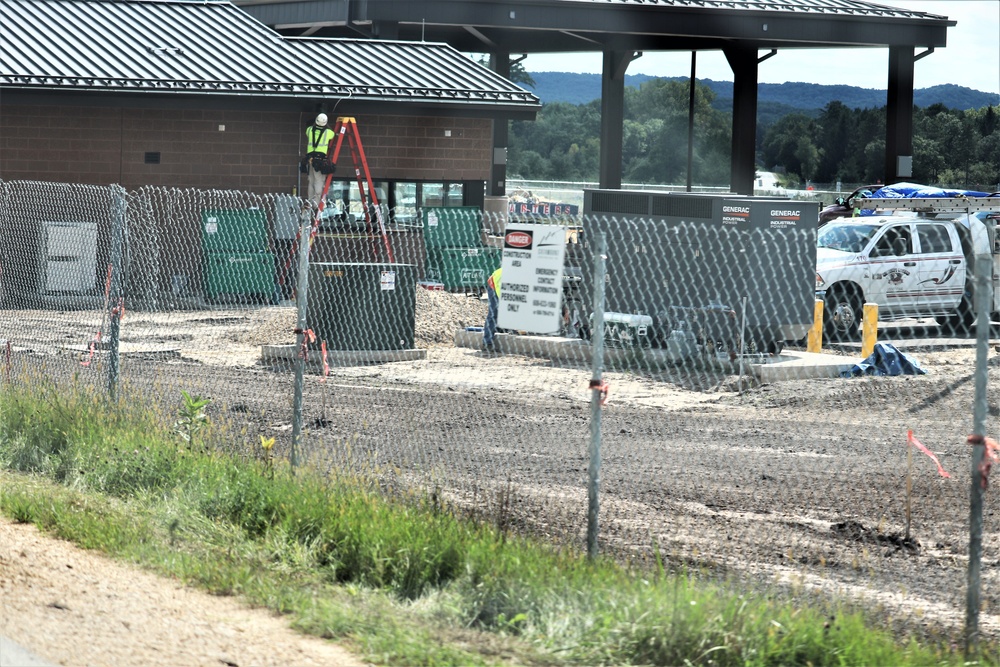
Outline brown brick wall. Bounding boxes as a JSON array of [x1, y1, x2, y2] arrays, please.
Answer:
[[0, 104, 493, 190]]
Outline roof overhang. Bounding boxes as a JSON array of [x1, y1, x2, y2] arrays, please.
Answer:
[[239, 0, 954, 52]]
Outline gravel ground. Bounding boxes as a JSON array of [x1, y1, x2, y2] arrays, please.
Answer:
[[3, 290, 1000, 659]]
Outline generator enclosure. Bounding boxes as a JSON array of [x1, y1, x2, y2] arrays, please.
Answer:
[[307, 262, 416, 351], [581, 190, 818, 350], [201, 208, 274, 301]]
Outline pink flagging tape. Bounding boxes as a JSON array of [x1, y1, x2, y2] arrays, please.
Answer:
[[80, 331, 102, 368], [321, 341, 329, 382], [906, 430, 951, 478]]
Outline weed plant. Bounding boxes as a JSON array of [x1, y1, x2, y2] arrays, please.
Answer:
[[0, 384, 991, 666]]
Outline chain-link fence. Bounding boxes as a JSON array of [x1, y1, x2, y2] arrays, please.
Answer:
[[1, 178, 997, 647]]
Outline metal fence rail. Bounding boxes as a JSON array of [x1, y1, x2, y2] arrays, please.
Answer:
[[0, 178, 996, 649]]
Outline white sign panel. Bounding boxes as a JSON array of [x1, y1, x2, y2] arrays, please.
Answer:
[[498, 223, 566, 334]]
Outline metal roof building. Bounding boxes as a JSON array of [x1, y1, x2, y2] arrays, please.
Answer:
[[0, 0, 541, 212], [239, 0, 956, 194], [0, 0, 539, 115]]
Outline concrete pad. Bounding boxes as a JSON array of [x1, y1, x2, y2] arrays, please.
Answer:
[[261, 343, 426, 366], [455, 328, 863, 381], [0, 636, 57, 667], [752, 350, 863, 382]]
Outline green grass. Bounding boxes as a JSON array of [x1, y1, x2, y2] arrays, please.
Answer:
[[0, 382, 992, 666]]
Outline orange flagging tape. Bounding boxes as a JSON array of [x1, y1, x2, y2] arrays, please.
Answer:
[[906, 430, 951, 478], [967, 434, 1000, 490], [295, 328, 316, 360], [588, 379, 610, 406]]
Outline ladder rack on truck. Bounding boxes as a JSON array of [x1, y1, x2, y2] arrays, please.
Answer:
[[857, 196, 1000, 213]]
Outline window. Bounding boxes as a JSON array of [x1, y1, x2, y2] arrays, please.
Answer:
[[420, 183, 464, 208], [318, 180, 389, 230], [916, 224, 953, 254], [872, 226, 912, 257], [316, 179, 471, 229], [393, 183, 418, 226], [817, 223, 878, 253]]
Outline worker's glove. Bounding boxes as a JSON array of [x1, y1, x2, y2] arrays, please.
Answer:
[[299, 157, 309, 174]]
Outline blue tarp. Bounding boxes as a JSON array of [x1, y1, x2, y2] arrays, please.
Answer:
[[861, 182, 995, 215], [840, 342, 926, 378]]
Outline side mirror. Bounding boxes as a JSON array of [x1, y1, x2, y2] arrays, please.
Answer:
[[835, 197, 846, 207]]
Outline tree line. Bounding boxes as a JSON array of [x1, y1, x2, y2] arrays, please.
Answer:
[[508, 77, 1000, 191]]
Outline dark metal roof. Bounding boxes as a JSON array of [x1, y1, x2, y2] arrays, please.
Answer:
[[553, 0, 944, 19], [241, 0, 953, 52], [289, 38, 536, 105], [0, 0, 539, 110]]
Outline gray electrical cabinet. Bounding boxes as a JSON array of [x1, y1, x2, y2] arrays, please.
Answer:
[[307, 262, 417, 351], [581, 190, 818, 351], [41, 221, 98, 294]]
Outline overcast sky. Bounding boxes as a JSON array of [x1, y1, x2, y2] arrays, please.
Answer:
[[522, 0, 1000, 95]]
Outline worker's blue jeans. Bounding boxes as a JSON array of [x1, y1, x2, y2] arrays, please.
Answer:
[[483, 287, 499, 347]]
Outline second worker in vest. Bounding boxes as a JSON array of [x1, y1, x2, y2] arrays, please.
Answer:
[[482, 267, 502, 354], [304, 113, 335, 206]]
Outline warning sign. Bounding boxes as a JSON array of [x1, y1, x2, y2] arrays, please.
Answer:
[[498, 223, 566, 335]]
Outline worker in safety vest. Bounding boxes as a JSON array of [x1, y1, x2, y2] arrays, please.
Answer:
[[482, 267, 502, 352], [304, 113, 335, 205]]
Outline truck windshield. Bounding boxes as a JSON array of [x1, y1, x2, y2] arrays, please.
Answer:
[[818, 223, 879, 253]]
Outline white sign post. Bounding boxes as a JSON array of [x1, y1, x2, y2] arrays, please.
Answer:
[[497, 223, 566, 335]]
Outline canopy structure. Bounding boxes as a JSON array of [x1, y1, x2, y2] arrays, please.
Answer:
[[239, 0, 955, 194]]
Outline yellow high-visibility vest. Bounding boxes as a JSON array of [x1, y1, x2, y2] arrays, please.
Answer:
[[487, 267, 502, 295], [306, 126, 334, 155]]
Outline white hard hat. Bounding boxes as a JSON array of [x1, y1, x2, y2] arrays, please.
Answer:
[[315, 113, 328, 127]]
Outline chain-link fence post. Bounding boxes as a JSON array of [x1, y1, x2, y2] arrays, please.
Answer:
[[587, 230, 607, 560], [965, 249, 992, 656], [290, 211, 312, 471], [106, 185, 127, 400]]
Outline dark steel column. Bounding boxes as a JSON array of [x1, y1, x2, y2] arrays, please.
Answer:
[[489, 52, 510, 197], [600, 50, 637, 190], [885, 45, 915, 185], [725, 46, 758, 195], [373, 21, 398, 39]]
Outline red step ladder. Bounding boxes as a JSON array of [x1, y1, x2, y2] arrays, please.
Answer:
[[281, 116, 394, 286]]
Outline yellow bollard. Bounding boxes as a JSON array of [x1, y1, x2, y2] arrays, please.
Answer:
[[861, 302, 878, 358], [807, 299, 824, 353]]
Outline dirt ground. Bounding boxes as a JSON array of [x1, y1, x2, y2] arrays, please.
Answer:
[[3, 289, 1000, 662], [0, 517, 367, 667]]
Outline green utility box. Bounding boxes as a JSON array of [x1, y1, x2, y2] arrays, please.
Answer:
[[203, 252, 276, 300], [308, 263, 417, 351], [422, 207, 483, 248], [425, 246, 501, 291], [201, 208, 269, 253]]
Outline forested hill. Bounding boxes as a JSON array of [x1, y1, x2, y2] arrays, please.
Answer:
[[528, 71, 1000, 111]]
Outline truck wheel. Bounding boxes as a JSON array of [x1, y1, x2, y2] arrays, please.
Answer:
[[824, 287, 861, 341]]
